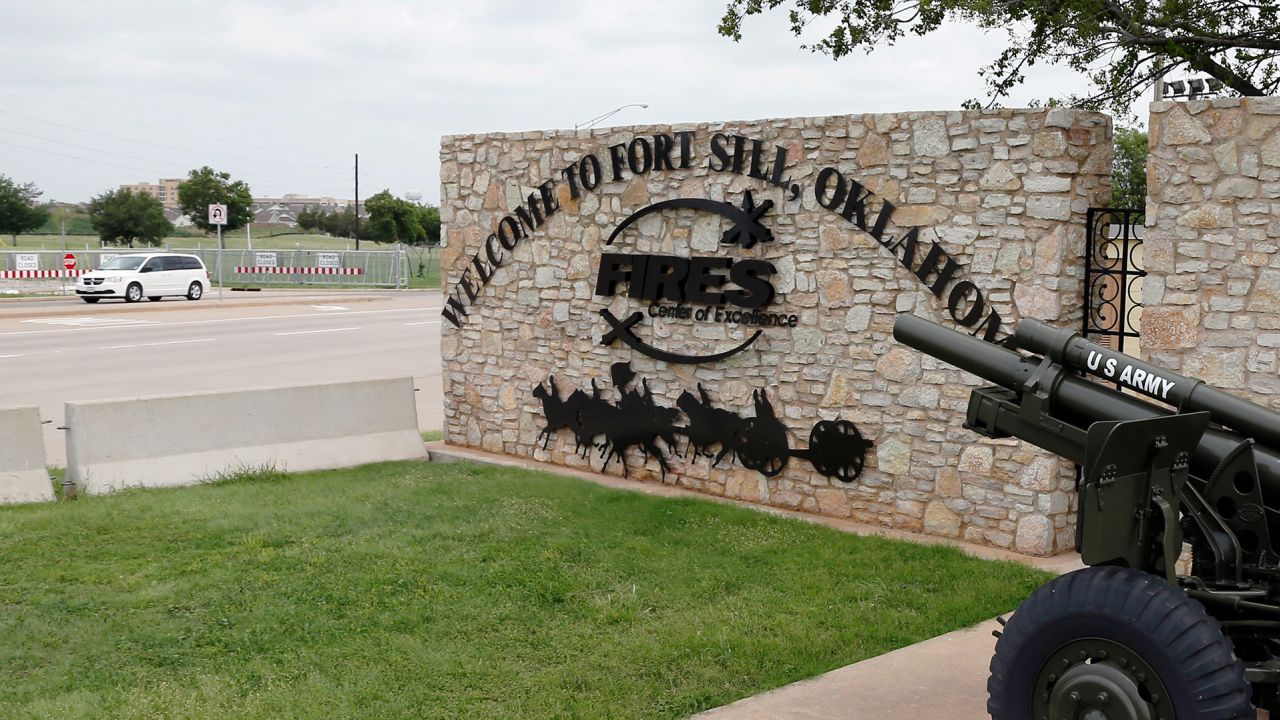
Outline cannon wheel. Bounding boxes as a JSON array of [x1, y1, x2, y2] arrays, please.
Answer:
[[807, 419, 869, 482], [736, 418, 788, 477], [989, 566, 1254, 720]]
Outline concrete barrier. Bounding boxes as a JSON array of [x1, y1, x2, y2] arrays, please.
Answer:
[[66, 378, 425, 494], [0, 405, 53, 504]]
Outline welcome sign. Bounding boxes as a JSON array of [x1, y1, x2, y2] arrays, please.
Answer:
[[439, 109, 1110, 556], [443, 131, 1014, 349]]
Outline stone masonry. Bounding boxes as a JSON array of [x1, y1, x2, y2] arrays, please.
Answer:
[[440, 109, 1111, 556], [1145, 97, 1280, 403]]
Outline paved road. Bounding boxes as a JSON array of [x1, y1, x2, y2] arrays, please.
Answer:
[[0, 291, 442, 465]]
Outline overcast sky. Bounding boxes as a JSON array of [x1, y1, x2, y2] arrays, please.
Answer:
[[0, 0, 1094, 205]]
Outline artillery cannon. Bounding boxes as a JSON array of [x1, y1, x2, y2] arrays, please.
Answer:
[[894, 314, 1280, 719]]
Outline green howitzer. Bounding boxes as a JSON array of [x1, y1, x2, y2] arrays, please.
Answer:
[[894, 314, 1280, 720]]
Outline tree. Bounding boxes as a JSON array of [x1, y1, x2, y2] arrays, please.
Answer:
[[0, 175, 51, 246], [88, 189, 173, 248], [295, 205, 372, 241], [177, 166, 253, 234], [419, 204, 441, 246], [718, 1, 1280, 115], [295, 206, 321, 232], [365, 190, 428, 245], [1112, 127, 1148, 210]]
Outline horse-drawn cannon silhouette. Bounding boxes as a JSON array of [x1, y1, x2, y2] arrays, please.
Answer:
[[532, 362, 873, 482]]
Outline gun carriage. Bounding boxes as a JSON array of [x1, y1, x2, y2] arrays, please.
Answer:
[[895, 314, 1280, 719]]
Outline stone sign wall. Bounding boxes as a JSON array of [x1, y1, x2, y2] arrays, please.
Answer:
[[1144, 97, 1280, 403], [439, 108, 1111, 556]]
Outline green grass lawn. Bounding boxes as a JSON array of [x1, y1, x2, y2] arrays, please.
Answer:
[[0, 461, 1050, 719]]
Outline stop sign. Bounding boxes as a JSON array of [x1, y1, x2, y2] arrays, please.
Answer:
[[63, 253, 77, 271]]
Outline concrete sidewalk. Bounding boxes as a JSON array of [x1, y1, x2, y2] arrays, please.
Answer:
[[426, 443, 1084, 720], [693, 619, 1003, 720]]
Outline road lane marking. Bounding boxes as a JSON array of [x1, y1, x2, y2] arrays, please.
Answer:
[[402, 321, 441, 326], [312, 305, 349, 311], [98, 338, 217, 350], [0, 354, 20, 359], [0, 306, 442, 337], [273, 327, 361, 336], [23, 317, 155, 327]]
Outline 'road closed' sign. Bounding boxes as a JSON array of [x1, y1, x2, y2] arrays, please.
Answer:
[[255, 252, 278, 269], [317, 253, 340, 269], [15, 254, 38, 270]]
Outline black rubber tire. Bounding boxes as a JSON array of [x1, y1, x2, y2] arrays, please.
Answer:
[[989, 566, 1254, 719], [186, 282, 202, 301], [81, 297, 99, 304], [125, 283, 142, 303], [147, 296, 162, 302]]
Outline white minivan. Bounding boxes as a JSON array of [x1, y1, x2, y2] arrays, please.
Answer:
[[77, 253, 210, 303]]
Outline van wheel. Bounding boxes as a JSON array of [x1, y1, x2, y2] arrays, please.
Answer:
[[81, 297, 100, 304], [186, 282, 203, 301], [147, 296, 162, 302], [125, 283, 143, 303]]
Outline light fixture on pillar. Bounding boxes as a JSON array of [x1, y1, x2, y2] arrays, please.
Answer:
[[1158, 75, 1225, 100]]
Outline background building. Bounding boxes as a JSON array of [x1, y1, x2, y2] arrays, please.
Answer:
[[119, 178, 183, 208], [251, 195, 354, 226]]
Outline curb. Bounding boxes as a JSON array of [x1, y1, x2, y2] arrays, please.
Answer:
[[0, 289, 440, 321], [425, 442, 1083, 575]]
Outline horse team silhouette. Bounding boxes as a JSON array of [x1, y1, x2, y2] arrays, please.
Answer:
[[532, 362, 873, 482]]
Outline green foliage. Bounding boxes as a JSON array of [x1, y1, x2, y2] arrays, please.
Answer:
[[0, 460, 1049, 719], [198, 461, 288, 486], [365, 189, 437, 245], [297, 194, 438, 246], [87, 189, 173, 248], [35, 206, 97, 236], [0, 175, 51, 245], [419, 204, 441, 245], [719, 0, 1280, 115], [295, 205, 372, 241], [177, 166, 254, 233], [1112, 127, 1149, 210], [8, 232, 366, 252]]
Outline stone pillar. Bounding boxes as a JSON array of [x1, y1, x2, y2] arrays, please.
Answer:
[[1144, 97, 1280, 403]]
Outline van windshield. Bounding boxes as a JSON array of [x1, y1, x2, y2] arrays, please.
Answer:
[[99, 256, 147, 271]]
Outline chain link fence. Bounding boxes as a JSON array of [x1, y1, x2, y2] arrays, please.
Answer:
[[0, 245, 425, 295]]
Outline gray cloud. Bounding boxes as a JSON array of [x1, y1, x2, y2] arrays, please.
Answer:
[[0, 0, 1091, 204]]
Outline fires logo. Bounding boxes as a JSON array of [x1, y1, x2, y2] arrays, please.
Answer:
[[595, 190, 798, 365]]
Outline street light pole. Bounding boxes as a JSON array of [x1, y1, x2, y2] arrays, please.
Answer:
[[575, 103, 649, 130], [354, 153, 360, 251]]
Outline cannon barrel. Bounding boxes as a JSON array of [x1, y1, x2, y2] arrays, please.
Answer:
[[893, 314, 1280, 501], [894, 314, 1171, 428], [1015, 318, 1280, 450]]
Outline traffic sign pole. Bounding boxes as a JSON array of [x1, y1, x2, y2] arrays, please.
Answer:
[[209, 204, 228, 303], [61, 252, 76, 296]]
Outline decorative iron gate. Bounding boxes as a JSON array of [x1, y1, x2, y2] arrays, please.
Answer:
[[1083, 207, 1146, 353]]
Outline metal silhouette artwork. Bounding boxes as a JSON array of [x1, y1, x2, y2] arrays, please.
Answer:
[[532, 362, 873, 482]]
